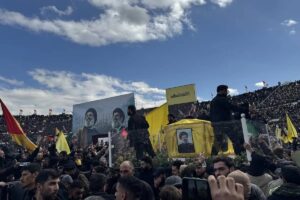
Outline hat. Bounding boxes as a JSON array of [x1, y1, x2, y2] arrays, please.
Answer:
[[165, 175, 182, 187], [60, 174, 73, 185]]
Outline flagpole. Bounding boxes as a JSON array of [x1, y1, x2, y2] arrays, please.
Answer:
[[265, 124, 271, 148], [240, 114, 252, 161], [108, 131, 112, 168]]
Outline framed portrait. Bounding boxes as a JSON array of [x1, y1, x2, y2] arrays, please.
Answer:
[[176, 128, 195, 153]]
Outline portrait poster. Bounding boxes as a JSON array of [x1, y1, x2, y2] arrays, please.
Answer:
[[176, 128, 195, 153], [72, 93, 135, 162]]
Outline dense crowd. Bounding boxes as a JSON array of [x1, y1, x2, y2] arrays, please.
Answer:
[[0, 80, 299, 200], [1, 80, 299, 140], [0, 135, 299, 200], [0, 114, 72, 143], [169, 80, 300, 134]]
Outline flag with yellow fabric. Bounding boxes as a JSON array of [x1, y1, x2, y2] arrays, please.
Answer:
[[286, 113, 298, 143], [56, 128, 71, 154], [145, 103, 168, 151], [220, 138, 235, 156], [281, 128, 290, 144], [0, 99, 37, 152]]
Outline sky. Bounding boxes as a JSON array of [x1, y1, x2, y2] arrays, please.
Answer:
[[0, 0, 299, 115]]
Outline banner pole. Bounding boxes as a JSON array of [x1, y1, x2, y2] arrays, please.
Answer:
[[241, 114, 252, 161], [265, 124, 272, 148], [108, 131, 112, 168]]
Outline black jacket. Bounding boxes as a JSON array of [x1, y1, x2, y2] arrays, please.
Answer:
[[268, 183, 300, 200], [138, 168, 154, 188], [0, 181, 24, 200], [210, 94, 240, 122], [247, 152, 276, 176], [127, 114, 150, 146]]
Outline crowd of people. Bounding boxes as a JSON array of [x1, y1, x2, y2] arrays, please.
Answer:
[[169, 80, 300, 134], [1, 81, 299, 141], [0, 80, 299, 200], [0, 136, 299, 200], [0, 114, 72, 144]]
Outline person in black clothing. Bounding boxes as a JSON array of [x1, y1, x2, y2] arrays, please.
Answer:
[[28, 169, 61, 200], [138, 156, 154, 187], [68, 180, 85, 200], [127, 105, 155, 160], [86, 173, 115, 200], [152, 168, 166, 200], [210, 85, 247, 155], [171, 160, 183, 176], [115, 176, 154, 200], [21, 163, 41, 199], [268, 165, 300, 200], [1, 163, 41, 200]]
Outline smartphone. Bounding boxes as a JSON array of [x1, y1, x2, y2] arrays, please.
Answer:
[[182, 177, 211, 200]]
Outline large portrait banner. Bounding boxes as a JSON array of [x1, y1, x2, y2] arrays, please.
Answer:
[[72, 93, 135, 162]]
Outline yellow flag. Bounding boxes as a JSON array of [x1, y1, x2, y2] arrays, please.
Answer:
[[145, 103, 168, 151], [56, 128, 71, 154], [275, 125, 289, 143], [219, 138, 235, 156], [286, 113, 298, 143], [282, 128, 290, 144]]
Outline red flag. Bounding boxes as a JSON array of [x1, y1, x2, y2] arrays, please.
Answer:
[[0, 99, 37, 152]]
